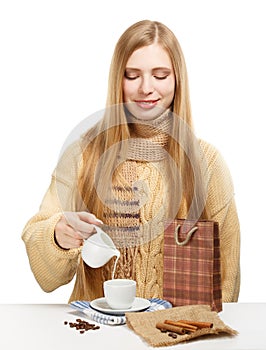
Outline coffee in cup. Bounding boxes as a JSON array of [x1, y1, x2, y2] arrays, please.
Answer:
[[103, 279, 136, 309]]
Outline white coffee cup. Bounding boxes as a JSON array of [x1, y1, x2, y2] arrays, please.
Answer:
[[103, 279, 136, 309]]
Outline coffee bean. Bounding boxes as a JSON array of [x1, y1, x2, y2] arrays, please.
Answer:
[[168, 332, 178, 339], [160, 328, 167, 333], [64, 318, 100, 334]]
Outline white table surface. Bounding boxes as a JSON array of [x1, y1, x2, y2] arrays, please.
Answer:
[[0, 303, 265, 350]]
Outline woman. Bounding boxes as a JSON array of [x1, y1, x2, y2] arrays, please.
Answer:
[[22, 20, 240, 303]]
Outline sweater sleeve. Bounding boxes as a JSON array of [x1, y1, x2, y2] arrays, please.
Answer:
[[201, 141, 241, 302], [21, 141, 83, 292]]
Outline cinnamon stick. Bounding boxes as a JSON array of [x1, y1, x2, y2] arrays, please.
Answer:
[[156, 322, 185, 335], [164, 320, 198, 332], [178, 320, 213, 329]]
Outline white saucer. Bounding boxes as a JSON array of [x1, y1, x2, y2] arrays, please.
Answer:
[[90, 297, 151, 315]]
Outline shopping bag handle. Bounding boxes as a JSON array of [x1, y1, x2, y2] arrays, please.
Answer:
[[174, 224, 198, 246]]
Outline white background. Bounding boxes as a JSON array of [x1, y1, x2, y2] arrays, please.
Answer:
[[1, 0, 265, 303]]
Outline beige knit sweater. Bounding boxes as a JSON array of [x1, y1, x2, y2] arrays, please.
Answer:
[[22, 125, 240, 303]]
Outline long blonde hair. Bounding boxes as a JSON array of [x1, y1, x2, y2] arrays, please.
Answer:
[[78, 20, 209, 221]]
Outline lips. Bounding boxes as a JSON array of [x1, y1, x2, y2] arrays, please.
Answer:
[[135, 99, 159, 109]]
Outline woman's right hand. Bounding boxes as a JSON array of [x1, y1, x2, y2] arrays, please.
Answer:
[[54, 211, 103, 250]]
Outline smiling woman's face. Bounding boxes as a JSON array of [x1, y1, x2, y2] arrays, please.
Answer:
[[123, 42, 176, 120]]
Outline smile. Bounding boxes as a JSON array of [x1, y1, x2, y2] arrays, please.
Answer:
[[135, 99, 159, 108]]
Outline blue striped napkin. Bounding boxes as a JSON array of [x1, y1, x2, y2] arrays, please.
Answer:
[[70, 298, 172, 326]]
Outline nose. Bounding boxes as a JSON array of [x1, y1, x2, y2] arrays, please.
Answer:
[[138, 76, 154, 95]]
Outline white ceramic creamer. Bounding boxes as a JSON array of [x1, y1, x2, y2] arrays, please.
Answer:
[[81, 225, 120, 272]]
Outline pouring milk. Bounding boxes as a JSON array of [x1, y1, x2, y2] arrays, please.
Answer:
[[81, 225, 120, 279]]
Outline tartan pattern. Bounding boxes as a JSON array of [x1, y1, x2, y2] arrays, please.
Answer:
[[163, 219, 222, 312]]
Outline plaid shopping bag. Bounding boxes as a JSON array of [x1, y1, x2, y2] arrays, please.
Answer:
[[163, 219, 222, 312]]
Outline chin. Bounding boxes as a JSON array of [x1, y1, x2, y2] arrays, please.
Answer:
[[126, 103, 167, 120]]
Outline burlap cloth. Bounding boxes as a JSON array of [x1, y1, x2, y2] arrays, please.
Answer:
[[126, 304, 238, 347]]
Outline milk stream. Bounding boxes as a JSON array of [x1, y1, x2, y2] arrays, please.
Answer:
[[111, 251, 120, 280]]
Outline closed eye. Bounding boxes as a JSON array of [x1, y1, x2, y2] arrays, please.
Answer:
[[154, 75, 168, 80], [124, 73, 139, 80]]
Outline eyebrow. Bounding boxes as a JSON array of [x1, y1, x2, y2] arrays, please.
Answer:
[[125, 67, 172, 73]]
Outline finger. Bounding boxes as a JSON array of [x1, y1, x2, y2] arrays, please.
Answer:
[[55, 218, 75, 237], [78, 212, 103, 225], [62, 222, 91, 241], [63, 212, 97, 234], [57, 218, 84, 239], [78, 229, 97, 240], [62, 212, 103, 237], [60, 236, 83, 249], [73, 221, 96, 235], [55, 226, 83, 249]]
